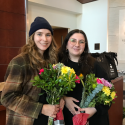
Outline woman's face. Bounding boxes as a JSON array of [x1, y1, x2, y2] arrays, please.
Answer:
[[66, 33, 86, 58], [34, 29, 52, 54]]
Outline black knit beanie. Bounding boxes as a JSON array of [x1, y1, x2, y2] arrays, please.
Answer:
[[29, 17, 53, 36]]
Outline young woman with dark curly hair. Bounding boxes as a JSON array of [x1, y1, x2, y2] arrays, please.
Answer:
[[58, 29, 110, 125]]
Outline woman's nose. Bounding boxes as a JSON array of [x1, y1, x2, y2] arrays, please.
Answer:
[[75, 41, 80, 46], [41, 35, 47, 41]]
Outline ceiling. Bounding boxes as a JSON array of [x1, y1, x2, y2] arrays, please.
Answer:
[[77, 0, 97, 4]]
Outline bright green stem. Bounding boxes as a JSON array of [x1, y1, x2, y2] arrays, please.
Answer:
[[48, 116, 53, 125], [81, 80, 84, 87]]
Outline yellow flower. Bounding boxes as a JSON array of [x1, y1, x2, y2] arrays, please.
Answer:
[[53, 64, 56, 67], [61, 66, 75, 74], [69, 68, 75, 80], [61, 66, 76, 81], [105, 101, 110, 103], [111, 91, 116, 99], [61, 66, 68, 74], [102, 86, 110, 96], [69, 68, 75, 74]]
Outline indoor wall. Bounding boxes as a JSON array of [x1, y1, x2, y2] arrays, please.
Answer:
[[0, 0, 26, 82], [108, 0, 125, 71]]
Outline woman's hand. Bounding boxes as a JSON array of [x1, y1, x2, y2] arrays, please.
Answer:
[[64, 96, 80, 115], [80, 107, 97, 118], [41, 104, 60, 118], [59, 98, 65, 110]]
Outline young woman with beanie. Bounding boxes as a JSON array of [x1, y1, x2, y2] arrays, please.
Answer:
[[58, 29, 110, 125], [1, 17, 64, 125]]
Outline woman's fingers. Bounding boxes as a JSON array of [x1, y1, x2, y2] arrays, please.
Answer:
[[50, 105, 60, 118], [64, 96, 81, 115], [72, 104, 81, 115], [72, 98, 79, 103], [59, 98, 65, 109], [55, 104, 60, 108], [80, 107, 97, 118], [68, 101, 80, 115], [80, 108, 85, 112], [41, 104, 60, 118], [51, 114, 56, 118], [74, 104, 80, 110]]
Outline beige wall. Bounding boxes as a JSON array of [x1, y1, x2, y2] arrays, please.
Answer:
[[27, 1, 79, 37], [77, 0, 108, 53], [28, 0, 82, 14], [108, 0, 125, 71]]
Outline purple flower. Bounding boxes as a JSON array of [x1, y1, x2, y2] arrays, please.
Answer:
[[101, 78, 112, 88], [53, 65, 57, 69]]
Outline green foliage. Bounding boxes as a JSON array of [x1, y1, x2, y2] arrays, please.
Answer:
[[80, 84, 103, 108], [80, 73, 117, 108], [31, 63, 76, 105], [85, 73, 97, 94]]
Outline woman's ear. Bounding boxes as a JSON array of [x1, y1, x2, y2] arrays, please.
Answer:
[[66, 48, 68, 53]]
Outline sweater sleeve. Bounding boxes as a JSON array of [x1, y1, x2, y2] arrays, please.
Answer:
[[1, 56, 43, 119], [93, 61, 110, 115]]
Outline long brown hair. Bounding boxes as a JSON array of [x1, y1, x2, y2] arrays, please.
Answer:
[[20, 33, 58, 70]]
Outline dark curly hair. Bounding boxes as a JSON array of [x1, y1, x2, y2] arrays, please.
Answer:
[[58, 29, 95, 77]]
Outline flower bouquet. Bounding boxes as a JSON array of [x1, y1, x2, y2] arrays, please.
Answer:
[[31, 63, 79, 125], [73, 73, 117, 125]]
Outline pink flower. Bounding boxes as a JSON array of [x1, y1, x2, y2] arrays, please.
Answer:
[[39, 69, 44, 74], [101, 78, 112, 88], [97, 78, 102, 84], [53, 65, 57, 69], [75, 75, 80, 84]]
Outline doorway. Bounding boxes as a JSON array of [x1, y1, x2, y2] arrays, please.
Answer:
[[52, 27, 68, 49]]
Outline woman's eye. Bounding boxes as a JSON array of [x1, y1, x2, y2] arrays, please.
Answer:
[[37, 34, 41, 36], [46, 34, 51, 37], [80, 41, 84, 43], [71, 39, 76, 42], [80, 41, 85, 44]]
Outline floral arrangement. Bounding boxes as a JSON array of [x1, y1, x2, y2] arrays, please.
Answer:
[[73, 73, 117, 125], [31, 63, 79, 125], [80, 73, 117, 108]]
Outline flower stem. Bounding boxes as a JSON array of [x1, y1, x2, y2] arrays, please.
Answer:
[[81, 80, 84, 87], [48, 116, 54, 125]]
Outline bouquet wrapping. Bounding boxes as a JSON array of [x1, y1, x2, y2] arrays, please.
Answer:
[[31, 63, 80, 125], [73, 113, 89, 125], [73, 73, 117, 125], [54, 109, 64, 125]]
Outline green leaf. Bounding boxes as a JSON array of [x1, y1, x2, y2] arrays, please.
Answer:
[[39, 93, 44, 96], [34, 76, 39, 81], [30, 80, 35, 83]]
